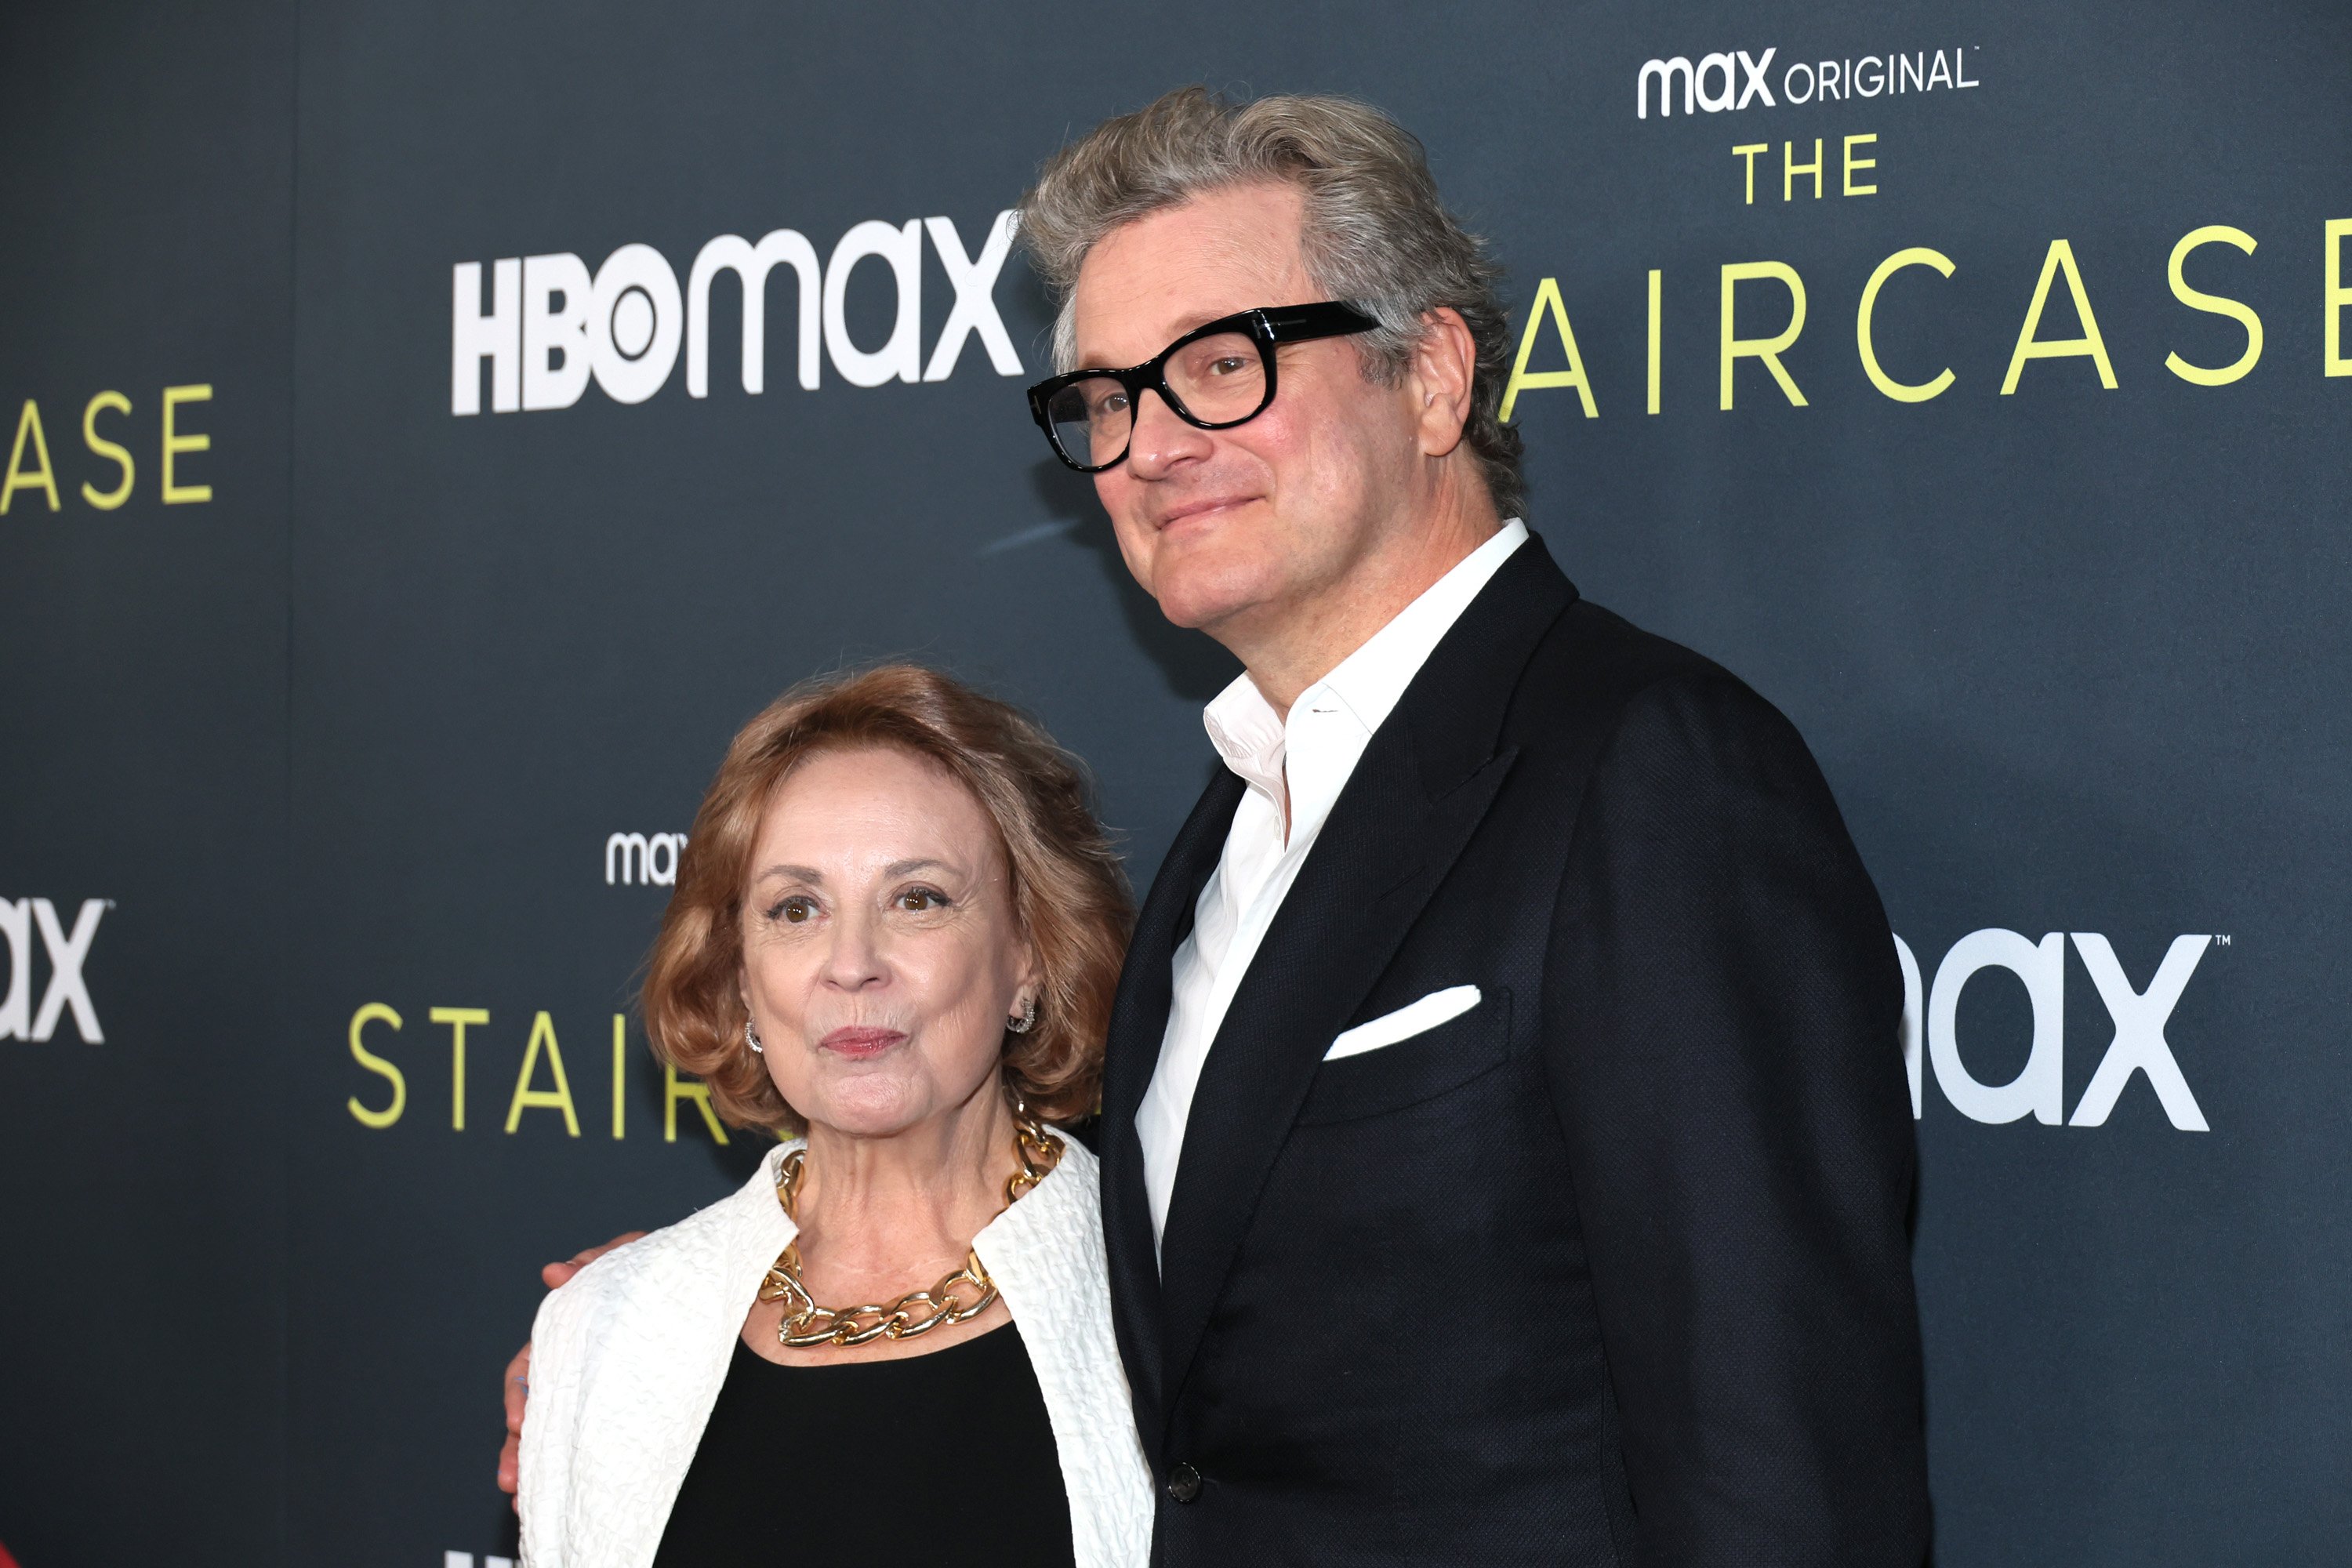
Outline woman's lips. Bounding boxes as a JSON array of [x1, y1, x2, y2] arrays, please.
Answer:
[[819, 1026, 906, 1058]]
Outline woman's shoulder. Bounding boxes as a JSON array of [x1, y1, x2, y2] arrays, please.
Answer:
[[535, 1144, 797, 1341], [1032, 1124, 1102, 1220], [975, 1125, 1102, 1267], [1047, 1123, 1100, 1178]]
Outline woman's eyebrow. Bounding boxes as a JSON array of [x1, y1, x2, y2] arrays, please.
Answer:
[[756, 859, 963, 882]]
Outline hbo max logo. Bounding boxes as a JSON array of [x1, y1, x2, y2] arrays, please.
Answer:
[[451, 209, 1021, 415], [1896, 929, 2219, 1131], [1, 896, 107, 1044]]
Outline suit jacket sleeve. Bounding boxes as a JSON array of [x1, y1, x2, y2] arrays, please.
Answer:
[[1544, 669, 1929, 1567]]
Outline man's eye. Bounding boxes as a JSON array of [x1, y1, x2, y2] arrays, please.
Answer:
[[1208, 355, 1250, 377], [1093, 391, 1129, 418]]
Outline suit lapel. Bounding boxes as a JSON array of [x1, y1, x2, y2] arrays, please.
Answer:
[[1152, 536, 1579, 1427], [1099, 766, 1243, 1444]]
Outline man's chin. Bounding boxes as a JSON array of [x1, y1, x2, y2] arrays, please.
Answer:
[[1134, 542, 1295, 638], [1146, 576, 1268, 637]]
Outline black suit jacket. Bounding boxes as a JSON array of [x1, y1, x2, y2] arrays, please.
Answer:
[[1098, 535, 1929, 1566]]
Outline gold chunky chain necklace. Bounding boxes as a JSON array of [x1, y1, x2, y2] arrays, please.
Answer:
[[758, 1114, 1063, 1349]]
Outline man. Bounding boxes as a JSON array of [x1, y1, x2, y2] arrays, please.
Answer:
[[506, 87, 1929, 1565]]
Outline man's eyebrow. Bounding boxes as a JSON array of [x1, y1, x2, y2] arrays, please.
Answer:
[[1169, 305, 1240, 337]]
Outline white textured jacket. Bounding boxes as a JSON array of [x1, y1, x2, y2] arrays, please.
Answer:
[[518, 1135, 1152, 1568]]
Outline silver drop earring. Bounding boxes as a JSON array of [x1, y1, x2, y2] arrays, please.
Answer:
[[745, 1019, 765, 1054], [1007, 996, 1037, 1034]]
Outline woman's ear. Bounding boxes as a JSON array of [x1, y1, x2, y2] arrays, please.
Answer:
[[1013, 935, 1045, 1017]]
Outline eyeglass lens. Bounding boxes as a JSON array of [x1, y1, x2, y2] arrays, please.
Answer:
[[1044, 329, 1268, 468]]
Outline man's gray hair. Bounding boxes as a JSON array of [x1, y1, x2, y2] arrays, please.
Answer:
[[1017, 86, 1526, 519]]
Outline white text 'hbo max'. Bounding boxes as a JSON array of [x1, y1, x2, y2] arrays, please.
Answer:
[[451, 210, 1022, 415]]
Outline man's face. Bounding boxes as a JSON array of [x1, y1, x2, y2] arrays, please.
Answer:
[[1070, 181, 1425, 639]]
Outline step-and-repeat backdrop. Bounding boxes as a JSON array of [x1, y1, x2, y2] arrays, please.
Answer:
[[3, 1, 2346, 1563]]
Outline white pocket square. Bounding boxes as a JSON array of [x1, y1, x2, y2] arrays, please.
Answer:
[[1323, 985, 1483, 1062]]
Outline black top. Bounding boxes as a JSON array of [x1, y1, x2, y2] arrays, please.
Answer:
[[651, 1318, 1076, 1566]]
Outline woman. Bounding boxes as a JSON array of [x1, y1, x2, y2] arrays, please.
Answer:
[[518, 665, 1152, 1567]]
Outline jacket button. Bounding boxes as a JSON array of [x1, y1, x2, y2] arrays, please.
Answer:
[[1167, 1461, 1202, 1503]]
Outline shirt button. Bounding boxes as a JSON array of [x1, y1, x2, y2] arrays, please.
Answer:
[[1167, 1461, 1202, 1503]]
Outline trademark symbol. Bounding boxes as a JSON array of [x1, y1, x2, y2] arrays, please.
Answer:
[[2212, 935, 2231, 947]]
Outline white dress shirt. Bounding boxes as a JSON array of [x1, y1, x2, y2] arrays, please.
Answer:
[[1137, 518, 1529, 1254]]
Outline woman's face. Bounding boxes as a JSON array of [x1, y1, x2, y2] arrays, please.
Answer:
[[739, 746, 1037, 1139]]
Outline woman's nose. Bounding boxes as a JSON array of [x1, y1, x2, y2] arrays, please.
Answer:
[[818, 910, 888, 989]]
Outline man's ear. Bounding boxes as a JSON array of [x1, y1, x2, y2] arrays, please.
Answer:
[[1408, 307, 1479, 459]]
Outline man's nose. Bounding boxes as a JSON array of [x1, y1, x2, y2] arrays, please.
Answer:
[[1123, 387, 1212, 478]]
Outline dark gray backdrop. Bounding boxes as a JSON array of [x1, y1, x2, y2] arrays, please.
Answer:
[[2, 2, 2345, 1564]]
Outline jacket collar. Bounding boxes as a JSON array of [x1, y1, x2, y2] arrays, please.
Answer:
[[1098, 764, 1243, 1440], [1198, 520, 1530, 829]]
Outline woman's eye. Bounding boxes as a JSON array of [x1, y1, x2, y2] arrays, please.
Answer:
[[771, 897, 816, 924], [896, 887, 949, 913], [1209, 355, 1249, 376]]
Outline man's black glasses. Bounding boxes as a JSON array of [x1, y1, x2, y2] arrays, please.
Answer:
[[1026, 302, 1379, 473]]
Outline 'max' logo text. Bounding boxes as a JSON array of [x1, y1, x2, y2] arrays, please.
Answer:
[[452, 210, 1020, 415], [1639, 50, 1779, 118], [607, 831, 688, 887], [1, 897, 107, 1043], [1896, 930, 2216, 1131]]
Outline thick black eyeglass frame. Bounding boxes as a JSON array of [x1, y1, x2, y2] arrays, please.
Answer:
[[1026, 301, 1380, 473]]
